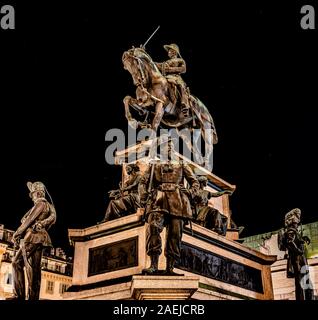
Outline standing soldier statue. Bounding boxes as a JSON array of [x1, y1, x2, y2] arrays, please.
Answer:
[[139, 136, 200, 275], [9, 181, 56, 300], [278, 208, 314, 300]]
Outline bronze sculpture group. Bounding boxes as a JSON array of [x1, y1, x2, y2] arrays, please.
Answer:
[[7, 42, 314, 300], [122, 44, 218, 170], [104, 42, 231, 274], [101, 137, 232, 274]]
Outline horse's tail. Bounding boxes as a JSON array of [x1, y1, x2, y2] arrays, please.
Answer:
[[190, 95, 218, 144]]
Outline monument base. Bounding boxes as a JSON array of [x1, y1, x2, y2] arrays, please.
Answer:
[[64, 211, 276, 300]]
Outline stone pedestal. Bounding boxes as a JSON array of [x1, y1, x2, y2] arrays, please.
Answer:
[[64, 212, 276, 300], [131, 275, 199, 300]]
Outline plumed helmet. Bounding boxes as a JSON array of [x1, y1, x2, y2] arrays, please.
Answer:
[[284, 208, 301, 226]]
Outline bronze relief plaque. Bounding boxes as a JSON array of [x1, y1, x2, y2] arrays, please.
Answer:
[[177, 242, 264, 293], [88, 237, 138, 276]]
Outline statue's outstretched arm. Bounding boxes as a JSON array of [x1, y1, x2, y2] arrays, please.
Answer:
[[209, 190, 233, 198]]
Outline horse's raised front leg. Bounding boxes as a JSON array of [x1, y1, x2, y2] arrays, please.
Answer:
[[123, 95, 138, 129], [151, 102, 164, 133]]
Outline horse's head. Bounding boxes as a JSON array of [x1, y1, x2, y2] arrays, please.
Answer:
[[122, 47, 158, 87]]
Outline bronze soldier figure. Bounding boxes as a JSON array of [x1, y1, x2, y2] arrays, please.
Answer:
[[156, 43, 190, 116], [278, 208, 314, 300], [194, 176, 232, 236], [139, 137, 199, 275], [10, 181, 56, 300], [100, 164, 141, 223]]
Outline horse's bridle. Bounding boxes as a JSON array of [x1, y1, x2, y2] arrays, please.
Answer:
[[123, 50, 147, 87], [124, 49, 165, 104]]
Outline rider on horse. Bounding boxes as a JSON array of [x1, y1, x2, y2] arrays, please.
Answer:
[[156, 44, 191, 117], [122, 44, 218, 171]]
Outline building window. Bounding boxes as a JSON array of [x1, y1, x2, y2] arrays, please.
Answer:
[[46, 281, 54, 294], [41, 260, 48, 269], [55, 265, 61, 273], [59, 283, 68, 294]]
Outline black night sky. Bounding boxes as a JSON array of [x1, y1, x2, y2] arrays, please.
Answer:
[[1, 1, 317, 254]]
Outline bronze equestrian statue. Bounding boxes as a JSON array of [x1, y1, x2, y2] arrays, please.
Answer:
[[122, 45, 218, 171]]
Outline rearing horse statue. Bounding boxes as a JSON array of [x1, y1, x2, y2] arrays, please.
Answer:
[[122, 46, 218, 171]]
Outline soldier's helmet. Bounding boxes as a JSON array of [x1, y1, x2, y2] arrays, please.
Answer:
[[164, 43, 180, 55], [27, 181, 46, 194]]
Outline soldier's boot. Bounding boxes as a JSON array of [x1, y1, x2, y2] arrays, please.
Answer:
[[142, 254, 159, 275], [98, 210, 121, 224], [97, 216, 110, 224], [165, 257, 179, 275], [180, 86, 190, 117]]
